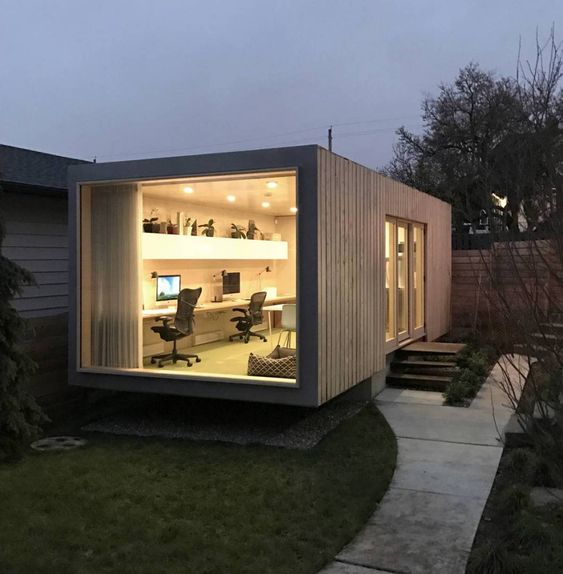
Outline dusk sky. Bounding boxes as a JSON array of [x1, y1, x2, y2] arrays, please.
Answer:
[[1, 1, 561, 169]]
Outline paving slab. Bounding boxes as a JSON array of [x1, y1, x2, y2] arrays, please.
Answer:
[[393, 438, 502, 499], [319, 561, 391, 573], [377, 387, 444, 406], [377, 401, 504, 446], [338, 489, 482, 574]]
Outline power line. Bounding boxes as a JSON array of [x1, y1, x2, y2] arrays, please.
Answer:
[[90, 114, 421, 161]]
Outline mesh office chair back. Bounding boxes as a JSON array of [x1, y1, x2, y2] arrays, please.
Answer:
[[175, 287, 202, 334], [249, 291, 267, 325]]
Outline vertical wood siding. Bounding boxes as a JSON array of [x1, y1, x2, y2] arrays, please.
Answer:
[[317, 149, 451, 404]]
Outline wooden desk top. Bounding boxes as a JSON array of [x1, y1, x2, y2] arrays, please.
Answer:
[[142, 294, 296, 319]]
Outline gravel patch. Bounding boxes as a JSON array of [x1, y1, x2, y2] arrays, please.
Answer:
[[82, 400, 366, 450]]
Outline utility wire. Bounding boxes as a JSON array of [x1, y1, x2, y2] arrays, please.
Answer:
[[91, 114, 422, 162]]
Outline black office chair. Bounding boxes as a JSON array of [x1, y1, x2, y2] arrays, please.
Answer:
[[229, 291, 268, 343], [150, 287, 202, 367]]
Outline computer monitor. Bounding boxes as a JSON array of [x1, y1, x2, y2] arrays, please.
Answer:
[[222, 272, 240, 295], [156, 274, 181, 302]]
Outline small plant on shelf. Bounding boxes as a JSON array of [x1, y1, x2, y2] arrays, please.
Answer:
[[191, 219, 198, 236], [198, 219, 215, 237], [142, 208, 159, 233], [166, 219, 178, 235], [231, 223, 246, 238], [183, 217, 192, 235]]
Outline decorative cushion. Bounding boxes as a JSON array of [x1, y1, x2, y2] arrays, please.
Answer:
[[247, 352, 297, 379], [267, 345, 296, 359]]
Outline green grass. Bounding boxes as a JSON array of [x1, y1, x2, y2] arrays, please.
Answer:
[[0, 404, 396, 574]]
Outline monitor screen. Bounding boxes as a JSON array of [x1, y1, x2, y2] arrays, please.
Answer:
[[222, 272, 240, 295], [156, 275, 181, 302]]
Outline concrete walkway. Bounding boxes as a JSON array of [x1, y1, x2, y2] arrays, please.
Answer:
[[321, 355, 528, 574]]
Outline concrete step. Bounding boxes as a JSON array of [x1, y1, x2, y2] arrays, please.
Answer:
[[398, 342, 466, 356], [391, 359, 458, 376], [513, 343, 559, 357], [386, 372, 452, 392], [530, 332, 561, 342], [540, 322, 563, 333]]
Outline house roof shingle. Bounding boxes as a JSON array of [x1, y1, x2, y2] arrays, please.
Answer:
[[0, 144, 88, 191]]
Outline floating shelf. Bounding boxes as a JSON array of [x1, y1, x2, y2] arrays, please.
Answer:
[[142, 233, 288, 260]]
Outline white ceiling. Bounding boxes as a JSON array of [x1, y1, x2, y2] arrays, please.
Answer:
[[141, 170, 297, 216]]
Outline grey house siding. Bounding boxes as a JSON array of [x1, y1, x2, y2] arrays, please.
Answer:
[[2, 191, 69, 398], [3, 192, 68, 317]]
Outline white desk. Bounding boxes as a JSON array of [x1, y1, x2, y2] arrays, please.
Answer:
[[142, 295, 296, 320], [262, 304, 286, 340]]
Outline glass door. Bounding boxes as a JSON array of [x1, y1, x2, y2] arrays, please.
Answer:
[[385, 218, 425, 349]]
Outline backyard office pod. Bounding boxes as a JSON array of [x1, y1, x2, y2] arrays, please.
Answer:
[[68, 145, 451, 407]]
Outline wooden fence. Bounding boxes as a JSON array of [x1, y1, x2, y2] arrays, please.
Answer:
[[451, 239, 563, 329]]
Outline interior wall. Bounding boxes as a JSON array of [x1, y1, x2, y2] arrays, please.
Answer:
[[142, 195, 296, 308]]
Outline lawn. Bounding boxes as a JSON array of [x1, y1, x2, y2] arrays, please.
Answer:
[[0, 403, 396, 574]]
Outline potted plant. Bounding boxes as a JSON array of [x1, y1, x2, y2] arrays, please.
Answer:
[[142, 208, 159, 233], [247, 219, 261, 240], [183, 217, 192, 235], [166, 219, 178, 235], [191, 219, 198, 236], [199, 219, 215, 237], [230, 223, 246, 238]]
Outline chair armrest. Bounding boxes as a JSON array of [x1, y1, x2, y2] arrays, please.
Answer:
[[232, 307, 248, 315], [154, 316, 171, 326]]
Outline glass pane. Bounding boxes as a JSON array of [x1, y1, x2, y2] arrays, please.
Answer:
[[397, 223, 408, 334], [385, 220, 396, 341], [413, 225, 425, 330]]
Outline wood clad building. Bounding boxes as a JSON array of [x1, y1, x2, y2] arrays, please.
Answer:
[[0, 145, 87, 398], [68, 145, 451, 407]]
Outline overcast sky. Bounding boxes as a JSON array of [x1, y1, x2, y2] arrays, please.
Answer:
[[1, 1, 561, 169]]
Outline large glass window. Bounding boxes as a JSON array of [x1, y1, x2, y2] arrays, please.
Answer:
[[79, 171, 298, 385]]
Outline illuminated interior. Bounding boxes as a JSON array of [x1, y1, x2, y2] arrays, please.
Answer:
[[79, 170, 298, 385]]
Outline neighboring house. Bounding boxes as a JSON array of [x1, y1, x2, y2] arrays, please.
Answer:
[[69, 145, 451, 407], [0, 144, 87, 399]]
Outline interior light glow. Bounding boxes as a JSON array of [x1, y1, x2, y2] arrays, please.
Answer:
[[289, 207, 298, 213], [261, 201, 270, 208], [266, 181, 278, 189], [226, 195, 236, 202], [183, 186, 194, 194]]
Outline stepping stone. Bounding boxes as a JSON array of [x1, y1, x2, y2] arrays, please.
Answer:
[[31, 436, 87, 451]]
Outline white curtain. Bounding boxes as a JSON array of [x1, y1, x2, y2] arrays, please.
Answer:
[[90, 184, 140, 368]]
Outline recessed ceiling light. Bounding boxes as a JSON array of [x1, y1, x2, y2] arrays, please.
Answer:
[[289, 206, 298, 213], [261, 201, 270, 208], [226, 195, 236, 202], [266, 181, 278, 189], [183, 186, 194, 194]]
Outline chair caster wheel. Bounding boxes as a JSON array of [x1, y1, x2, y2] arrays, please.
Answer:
[[264, 338, 268, 342], [150, 358, 156, 364], [158, 362, 164, 368], [187, 361, 193, 367], [196, 357, 201, 363]]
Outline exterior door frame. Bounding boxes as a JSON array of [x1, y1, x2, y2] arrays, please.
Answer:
[[385, 217, 426, 351]]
